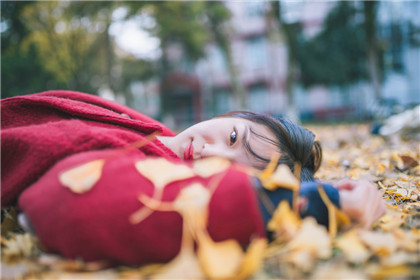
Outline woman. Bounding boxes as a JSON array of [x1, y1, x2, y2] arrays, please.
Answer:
[[1, 90, 385, 266]]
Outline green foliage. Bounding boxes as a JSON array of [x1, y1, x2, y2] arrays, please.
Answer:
[[297, 2, 368, 88], [120, 57, 154, 89], [1, 1, 63, 98], [1, 43, 65, 98], [1, 1, 231, 102], [151, 1, 208, 61]]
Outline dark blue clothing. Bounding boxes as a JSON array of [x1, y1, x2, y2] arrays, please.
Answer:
[[255, 179, 340, 232]]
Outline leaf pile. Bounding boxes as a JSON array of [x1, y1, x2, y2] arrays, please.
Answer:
[[1, 124, 419, 279]]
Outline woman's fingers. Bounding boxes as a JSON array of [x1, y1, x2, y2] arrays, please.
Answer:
[[362, 183, 379, 228], [366, 181, 387, 227], [335, 179, 356, 190], [337, 179, 386, 229]]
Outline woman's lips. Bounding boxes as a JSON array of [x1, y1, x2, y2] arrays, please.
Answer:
[[184, 142, 194, 160]]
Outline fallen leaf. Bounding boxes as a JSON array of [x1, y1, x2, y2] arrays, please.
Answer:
[[267, 200, 301, 240], [400, 155, 418, 170], [135, 158, 195, 189], [152, 209, 205, 279], [358, 230, 398, 257], [380, 251, 418, 267], [367, 264, 412, 280], [1, 208, 20, 236], [335, 229, 370, 264], [37, 254, 107, 272], [285, 250, 313, 272], [196, 232, 244, 279], [0, 260, 41, 280], [236, 238, 268, 279], [312, 261, 367, 279], [286, 217, 332, 260], [40, 270, 118, 280], [317, 185, 351, 237], [192, 157, 230, 177], [173, 183, 211, 232], [379, 213, 405, 231], [151, 246, 204, 279], [59, 159, 105, 194], [130, 159, 197, 224], [1, 233, 37, 261], [259, 164, 299, 191], [392, 228, 420, 252], [259, 154, 280, 182]]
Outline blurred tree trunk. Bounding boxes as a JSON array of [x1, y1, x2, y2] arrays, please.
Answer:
[[222, 37, 247, 110], [206, 2, 246, 110], [364, 1, 381, 101], [270, 2, 300, 122], [104, 19, 114, 93]]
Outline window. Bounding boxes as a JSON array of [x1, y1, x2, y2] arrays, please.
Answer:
[[208, 46, 226, 72], [244, 2, 266, 18], [245, 36, 267, 70], [248, 84, 268, 112], [214, 89, 232, 115]]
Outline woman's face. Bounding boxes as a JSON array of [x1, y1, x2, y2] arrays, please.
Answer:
[[168, 117, 280, 168]]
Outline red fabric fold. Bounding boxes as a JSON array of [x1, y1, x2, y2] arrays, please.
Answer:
[[1, 90, 177, 206], [2, 90, 266, 266], [18, 150, 265, 265]]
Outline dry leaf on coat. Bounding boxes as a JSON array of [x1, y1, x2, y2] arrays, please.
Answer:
[[193, 157, 230, 177], [59, 159, 105, 194], [135, 158, 195, 189]]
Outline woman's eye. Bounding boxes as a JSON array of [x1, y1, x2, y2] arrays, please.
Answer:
[[230, 128, 237, 146]]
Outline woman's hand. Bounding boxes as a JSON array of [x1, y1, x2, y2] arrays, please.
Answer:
[[335, 179, 386, 229]]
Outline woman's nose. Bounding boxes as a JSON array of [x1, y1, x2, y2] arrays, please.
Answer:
[[201, 143, 229, 159]]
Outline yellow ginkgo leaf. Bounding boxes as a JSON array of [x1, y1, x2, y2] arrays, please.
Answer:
[[379, 213, 405, 231], [1, 233, 36, 261], [392, 228, 420, 252], [173, 183, 211, 214], [197, 232, 244, 280], [317, 184, 351, 237], [335, 229, 370, 264], [267, 200, 301, 239], [59, 159, 105, 194], [151, 245, 204, 279], [287, 217, 332, 260], [192, 157, 230, 178], [236, 238, 268, 279], [152, 221, 205, 279], [285, 250, 314, 272], [173, 183, 211, 231], [367, 264, 411, 280], [358, 230, 398, 257], [259, 154, 280, 181], [260, 164, 299, 191], [135, 158, 195, 189]]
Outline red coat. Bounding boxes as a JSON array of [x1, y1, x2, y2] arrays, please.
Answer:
[[1, 91, 265, 265]]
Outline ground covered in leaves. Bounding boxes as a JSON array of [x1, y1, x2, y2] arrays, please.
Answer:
[[1, 124, 419, 279]]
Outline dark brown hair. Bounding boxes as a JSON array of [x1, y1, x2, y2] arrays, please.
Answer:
[[216, 111, 322, 181]]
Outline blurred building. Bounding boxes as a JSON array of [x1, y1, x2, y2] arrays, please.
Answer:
[[160, 1, 327, 128], [132, 1, 419, 129], [377, 1, 420, 108], [194, 1, 344, 124]]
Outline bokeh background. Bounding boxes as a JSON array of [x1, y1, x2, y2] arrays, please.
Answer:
[[1, 1, 419, 130]]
